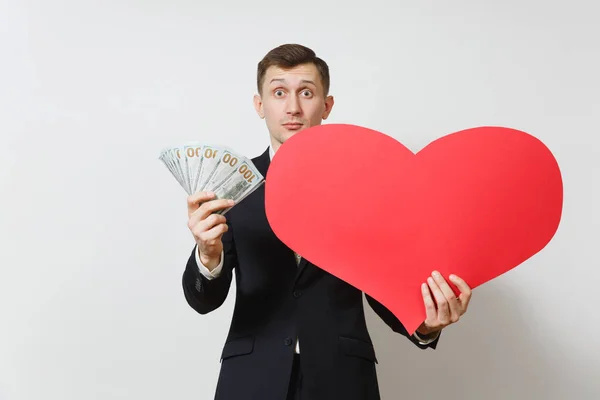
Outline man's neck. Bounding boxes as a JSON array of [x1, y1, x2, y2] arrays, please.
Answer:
[[269, 140, 281, 160], [269, 145, 275, 160]]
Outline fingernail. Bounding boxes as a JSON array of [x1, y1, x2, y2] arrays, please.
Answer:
[[228, 200, 235, 205], [427, 277, 434, 284], [432, 271, 440, 278], [449, 274, 457, 280]]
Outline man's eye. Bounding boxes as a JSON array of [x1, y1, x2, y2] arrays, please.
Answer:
[[274, 90, 284, 96], [302, 90, 312, 96]]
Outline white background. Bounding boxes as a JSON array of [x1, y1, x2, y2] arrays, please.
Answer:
[[1, 1, 598, 399]]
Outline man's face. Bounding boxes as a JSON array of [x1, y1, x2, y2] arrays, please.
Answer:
[[254, 63, 334, 152]]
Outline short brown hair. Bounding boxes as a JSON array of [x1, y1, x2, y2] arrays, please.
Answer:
[[257, 43, 330, 96]]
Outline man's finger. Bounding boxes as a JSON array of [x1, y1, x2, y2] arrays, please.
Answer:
[[202, 213, 227, 231], [432, 271, 461, 321], [421, 282, 437, 322], [427, 276, 450, 324], [189, 206, 221, 235], [199, 199, 235, 217], [190, 199, 234, 226], [195, 215, 222, 237], [450, 274, 472, 312], [187, 191, 216, 214], [198, 222, 229, 242]]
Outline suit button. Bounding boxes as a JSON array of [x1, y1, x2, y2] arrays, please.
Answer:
[[293, 290, 302, 298], [284, 337, 293, 346]]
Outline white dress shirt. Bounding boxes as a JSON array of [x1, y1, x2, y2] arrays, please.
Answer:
[[194, 145, 439, 354]]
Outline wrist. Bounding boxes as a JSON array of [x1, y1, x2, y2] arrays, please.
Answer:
[[415, 326, 440, 337], [198, 249, 220, 271]]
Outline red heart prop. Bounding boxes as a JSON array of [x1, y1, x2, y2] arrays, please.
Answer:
[[265, 124, 563, 335]]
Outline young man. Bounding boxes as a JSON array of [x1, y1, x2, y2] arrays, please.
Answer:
[[183, 44, 472, 400]]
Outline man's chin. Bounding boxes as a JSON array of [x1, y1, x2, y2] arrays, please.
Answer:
[[279, 129, 303, 142]]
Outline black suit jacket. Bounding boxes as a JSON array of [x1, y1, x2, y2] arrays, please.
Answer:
[[182, 147, 439, 400]]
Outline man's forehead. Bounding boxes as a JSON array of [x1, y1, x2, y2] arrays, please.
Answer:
[[265, 64, 320, 86]]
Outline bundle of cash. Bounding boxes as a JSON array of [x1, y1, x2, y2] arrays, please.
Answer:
[[159, 143, 264, 214]]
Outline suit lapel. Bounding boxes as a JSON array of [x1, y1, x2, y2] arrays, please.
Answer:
[[253, 147, 271, 178], [296, 258, 309, 281]]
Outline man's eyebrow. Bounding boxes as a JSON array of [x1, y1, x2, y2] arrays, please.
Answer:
[[269, 78, 317, 86]]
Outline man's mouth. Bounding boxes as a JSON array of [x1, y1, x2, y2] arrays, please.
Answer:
[[283, 123, 304, 130]]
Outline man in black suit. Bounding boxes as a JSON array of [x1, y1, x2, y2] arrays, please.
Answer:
[[182, 44, 473, 400]]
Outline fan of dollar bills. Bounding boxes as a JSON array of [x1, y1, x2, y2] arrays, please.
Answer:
[[159, 143, 265, 214]]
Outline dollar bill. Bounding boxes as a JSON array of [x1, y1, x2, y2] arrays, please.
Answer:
[[219, 179, 265, 215], [160, 147, 190, 194], [159, 143, 264, 211], [159, 149, 183, 189], [212, 160, 265, 214], [195, 144, 223, 192], [175, 146, 192, 194], [203, 148, 245, 193], [182, 143, 204, 193]]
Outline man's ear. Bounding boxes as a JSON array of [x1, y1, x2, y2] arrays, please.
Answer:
[[322, 95, 334, 120], [254, 94, 264, 119]]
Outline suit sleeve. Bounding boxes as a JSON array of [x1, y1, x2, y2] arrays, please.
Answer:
[[365, 294, 440, 350], [181, 219, 238, 314]]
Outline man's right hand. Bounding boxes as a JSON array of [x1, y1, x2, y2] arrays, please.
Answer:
[[187, 191, 235, 271]]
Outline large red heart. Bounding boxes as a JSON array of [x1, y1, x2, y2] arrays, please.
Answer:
[[264, 124, 563, 335]]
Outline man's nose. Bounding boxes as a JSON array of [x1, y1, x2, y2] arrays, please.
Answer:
[[286, 95, 301, 115]]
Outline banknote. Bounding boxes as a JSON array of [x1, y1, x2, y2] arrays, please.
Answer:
[[212, 160, 265, 214], [203, 148, 245, 193], [195, 144, 223, 193], [182, 143, 204, 193], [160, 147, 190, 193], [159, 143, 265, 212]]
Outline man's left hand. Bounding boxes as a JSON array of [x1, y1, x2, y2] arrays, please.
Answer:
[[415, 271, 472, 336]]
